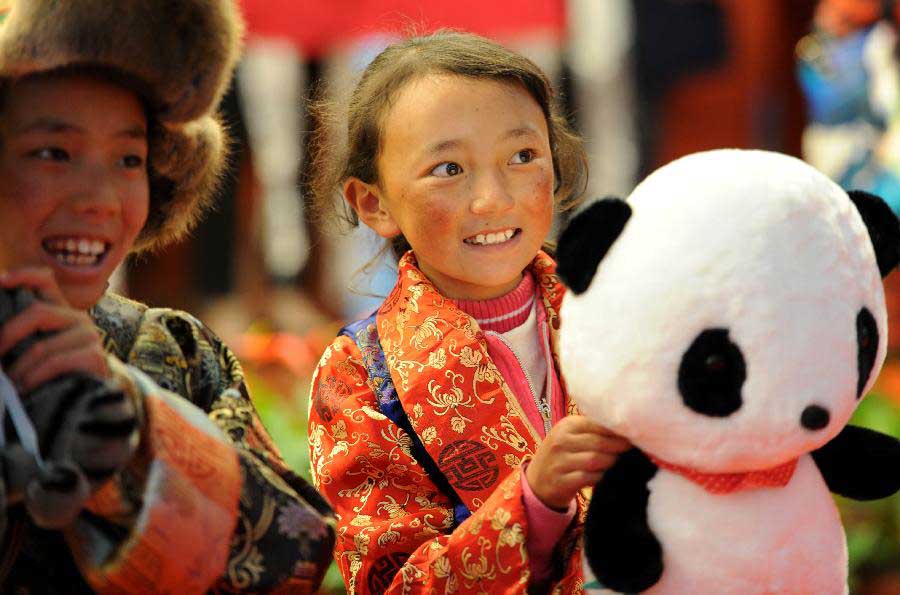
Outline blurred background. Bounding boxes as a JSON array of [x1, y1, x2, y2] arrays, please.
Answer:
[[121, 1, 899, 592]]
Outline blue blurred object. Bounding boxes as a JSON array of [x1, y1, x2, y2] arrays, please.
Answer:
[[797, 28, 877, 126], [838, 150, 900, 216]]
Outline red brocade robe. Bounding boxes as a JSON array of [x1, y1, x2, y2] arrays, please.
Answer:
[[309, 251, 585, 593]]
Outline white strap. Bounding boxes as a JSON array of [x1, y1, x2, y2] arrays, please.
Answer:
[[0, 367, 44, 469]]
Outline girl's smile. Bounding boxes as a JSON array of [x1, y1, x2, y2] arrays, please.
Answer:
[[463, 227, 521, 246], [346, 74, 555, 301]]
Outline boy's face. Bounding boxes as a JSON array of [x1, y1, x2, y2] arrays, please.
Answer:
[[0, 72, 149, 309], [370, 75, 555, 300]]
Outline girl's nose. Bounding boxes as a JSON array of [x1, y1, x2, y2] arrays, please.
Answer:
[[469, 171, 515, 215]]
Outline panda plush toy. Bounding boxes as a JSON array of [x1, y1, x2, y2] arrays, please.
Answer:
[[555, 149, 900, 594]]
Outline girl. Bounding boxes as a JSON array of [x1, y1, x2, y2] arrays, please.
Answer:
[[308, 31, 630, 593], [0, 1, 334, 592]]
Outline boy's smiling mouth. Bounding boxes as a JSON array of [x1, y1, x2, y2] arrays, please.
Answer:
[[464, 227, 520, 246], [42, 236, 110, 267]]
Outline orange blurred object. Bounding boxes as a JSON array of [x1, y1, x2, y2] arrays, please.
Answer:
[[237, 326, 339, 379]]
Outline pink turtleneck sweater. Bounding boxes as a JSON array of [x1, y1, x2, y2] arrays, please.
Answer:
[[451, 273, 576, 583]]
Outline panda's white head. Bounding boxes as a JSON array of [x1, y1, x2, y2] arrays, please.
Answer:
[[557, 149, 900, 473]]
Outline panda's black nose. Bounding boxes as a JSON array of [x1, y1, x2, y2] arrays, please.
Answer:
[[800, 405, 830, 430]]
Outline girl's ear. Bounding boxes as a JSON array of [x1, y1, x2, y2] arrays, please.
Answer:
[[343, 177, 401, 239]]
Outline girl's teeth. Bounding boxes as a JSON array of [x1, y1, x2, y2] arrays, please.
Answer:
[[466, 229, 517, 245]]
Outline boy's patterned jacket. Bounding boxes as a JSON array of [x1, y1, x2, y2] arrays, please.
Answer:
[[309, 251, 585, 593], [0, 293, 336, 594]]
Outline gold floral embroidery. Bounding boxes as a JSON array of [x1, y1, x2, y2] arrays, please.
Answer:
[[428, 347, 447, 369], [411, 314, 444, 350], [461, 537, 497, 585], [309, 252, 586, 593], [458, 346, 482, 368], [426, 388, 472, 434], [480, 409, 532, 456], [421, 426, 439, 445]]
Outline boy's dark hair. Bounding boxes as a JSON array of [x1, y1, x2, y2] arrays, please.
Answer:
[[309, 30, 588, 260]]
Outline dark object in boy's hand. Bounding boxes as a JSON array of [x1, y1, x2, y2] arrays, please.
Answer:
[[0, 287, 139, 529]]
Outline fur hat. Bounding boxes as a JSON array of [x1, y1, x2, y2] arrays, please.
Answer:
[[0, 0, 244, 253]]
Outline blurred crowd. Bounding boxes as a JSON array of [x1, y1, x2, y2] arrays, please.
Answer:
[[118, 2, 899, 591]]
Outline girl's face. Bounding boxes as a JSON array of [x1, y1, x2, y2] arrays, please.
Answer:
[[0, 73, 149, 310], [357, 74, 555, 300]]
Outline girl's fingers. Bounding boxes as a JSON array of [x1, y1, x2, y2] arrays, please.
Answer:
[[557, 428, 631, 455], [16, 345, 110, 393], [556, 469, 605, 493], [0, 302, 83, 358], [7, 326, 106, 386], [0, 267, 67, 305], [557, 450, 620, 474], [553, 415, 628, 442]]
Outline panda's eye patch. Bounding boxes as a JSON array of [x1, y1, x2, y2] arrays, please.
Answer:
[[704, 354, 726, 371], [856, 307, 878, 399], [679, 328, 746, 418]]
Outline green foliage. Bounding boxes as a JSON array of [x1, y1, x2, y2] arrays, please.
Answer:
[[247, 370, 347, 594]]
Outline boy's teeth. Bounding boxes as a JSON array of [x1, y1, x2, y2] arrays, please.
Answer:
[[43, 237, 109, 266]]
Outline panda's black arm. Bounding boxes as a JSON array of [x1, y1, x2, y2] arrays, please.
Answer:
[[811, 425, 900, 500], [584, 448, 663, 593]]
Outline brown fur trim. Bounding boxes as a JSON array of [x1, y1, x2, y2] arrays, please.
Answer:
[[0, 0, 243, 123], [134, 115, 229, 253]]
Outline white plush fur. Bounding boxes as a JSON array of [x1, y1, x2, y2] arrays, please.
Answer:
[[563, 149, 883, 593], [645, 456, 846, 594]]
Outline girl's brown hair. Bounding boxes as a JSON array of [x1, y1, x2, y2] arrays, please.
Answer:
[[309, 29, 588, 259]]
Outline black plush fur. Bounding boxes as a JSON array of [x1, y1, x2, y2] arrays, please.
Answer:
[[856, 307, 879, 399], [556, 198, 632, 294], [847, 190, 900, 277], [584, 448, 663, 592], [678, 328, 746, 417], [812, 425, 900, 500]]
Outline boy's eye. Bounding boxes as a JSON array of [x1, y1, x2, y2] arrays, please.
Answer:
[[431, 162, 463, 177], [510, 149, 535, 165], [30, 147, 69, 162], [120, 154, 145, 169]]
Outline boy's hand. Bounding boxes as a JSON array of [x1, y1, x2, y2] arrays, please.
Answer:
[[0, 267, 140, 529], [525, 415, 630, 510], [0, 267, 110, 393]]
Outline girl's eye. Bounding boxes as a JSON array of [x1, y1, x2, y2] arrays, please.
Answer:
[[31, 147, 69, 162], [510, 149, 535, 165], [431, 162, 463, 177], [120, 154, 145, 169]]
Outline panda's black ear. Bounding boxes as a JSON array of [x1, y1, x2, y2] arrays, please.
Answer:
[[557, 197, 632, 294], [848, 190, 900, 277]]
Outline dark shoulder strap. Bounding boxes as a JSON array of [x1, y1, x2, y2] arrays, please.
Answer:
[[340, 314, 471, 527]]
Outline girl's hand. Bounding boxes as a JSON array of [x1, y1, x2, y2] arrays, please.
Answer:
[[0, 267, 110, 393], [525, 415, 630, 510]]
